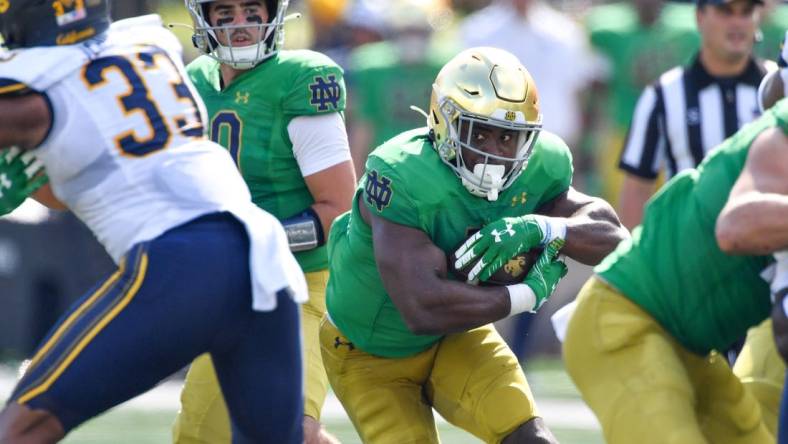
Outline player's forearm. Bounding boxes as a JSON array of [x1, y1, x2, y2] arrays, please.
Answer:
[[560, 200, 629, 265], [378, 240, 510, 335], [716, 192, 788, 254], [311, 201, 348, 235], [389, 277, 511, 336]]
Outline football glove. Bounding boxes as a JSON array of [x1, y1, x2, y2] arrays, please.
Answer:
[[522, 238, 568, 312], [0, 147, 48, 216], [454, 214, 565, 282]]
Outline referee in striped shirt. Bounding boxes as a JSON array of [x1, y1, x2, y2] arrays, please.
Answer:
[[617, 0, 769, 229]]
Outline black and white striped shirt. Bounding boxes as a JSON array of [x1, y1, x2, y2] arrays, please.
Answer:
[[619, 56, 767, 179]]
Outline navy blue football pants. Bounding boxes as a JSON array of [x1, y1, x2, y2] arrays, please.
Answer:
[[8, 212, 303, 443]]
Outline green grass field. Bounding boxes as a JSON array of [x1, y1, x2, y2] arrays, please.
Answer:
[[59, 410, 602, 444], [3, 358, 603, 443]]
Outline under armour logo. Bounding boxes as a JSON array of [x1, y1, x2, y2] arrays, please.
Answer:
[[235, 91, 249, 104], [511, 192, 527, 207], [334, 336, 355, 351], [364, 170, 393, 212], [491, 223, 516, 243], [309, 75, 341, 111]]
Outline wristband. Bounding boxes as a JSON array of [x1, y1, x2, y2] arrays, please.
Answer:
[[281, 207, 325, 252], [533, 215, 567, 246], [506, 283, 537, 317]]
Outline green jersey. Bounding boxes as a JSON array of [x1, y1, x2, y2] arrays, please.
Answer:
[[347, 41, 454, 148], [596, 98, 788, 355], [327, 128, 573, 358], [586, 2, 699, 130], [187, 50, 346, 272], [756, 5, 788, 60]]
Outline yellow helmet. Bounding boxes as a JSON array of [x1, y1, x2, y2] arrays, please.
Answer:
[[428, 47, 542, 201]]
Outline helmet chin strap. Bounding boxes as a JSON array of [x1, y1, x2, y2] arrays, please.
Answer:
[[461, 164, 506, 201]]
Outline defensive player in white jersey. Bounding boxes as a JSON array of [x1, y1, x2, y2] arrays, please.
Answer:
[[0, 1, 307, 443]]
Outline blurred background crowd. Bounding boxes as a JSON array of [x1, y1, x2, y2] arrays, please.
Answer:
[[2, 0, 787, 362]]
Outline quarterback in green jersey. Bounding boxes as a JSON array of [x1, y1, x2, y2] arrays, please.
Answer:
[[320, 47, 628, 443], [562, 54, 788, 443], [173, 1, 356, 443]]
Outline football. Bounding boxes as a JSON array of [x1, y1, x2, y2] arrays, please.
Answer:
[[449, 240, 542, 286]]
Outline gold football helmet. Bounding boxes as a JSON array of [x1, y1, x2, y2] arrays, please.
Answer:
[[428, 47, 542, 201]]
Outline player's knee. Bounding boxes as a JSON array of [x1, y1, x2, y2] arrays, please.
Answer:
[[476, 383, 537, 439], [0, 403, 66, 443]]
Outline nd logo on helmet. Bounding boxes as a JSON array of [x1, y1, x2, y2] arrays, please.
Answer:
[[505, 111, 517, 122], [0, 0, 9, 14]]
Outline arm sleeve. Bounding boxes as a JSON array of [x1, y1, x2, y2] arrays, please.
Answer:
[[287, 113, 351, 177], [618, 85, 665, 180]]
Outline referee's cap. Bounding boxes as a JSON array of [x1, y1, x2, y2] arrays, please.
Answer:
[[696, 0, 763, 6]]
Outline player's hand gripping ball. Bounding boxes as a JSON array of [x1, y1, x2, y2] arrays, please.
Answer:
[[450, 230, 543, 286]]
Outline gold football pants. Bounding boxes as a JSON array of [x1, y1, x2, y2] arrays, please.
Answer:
[[564, 276, 774, 444], [733, 318, 786, 436], [172, 270, 330, 444], [320, 318, 539, 444]]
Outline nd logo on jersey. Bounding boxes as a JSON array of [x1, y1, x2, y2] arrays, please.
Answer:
[[309, 75, 341, 111], [364, 170, 393, 212]]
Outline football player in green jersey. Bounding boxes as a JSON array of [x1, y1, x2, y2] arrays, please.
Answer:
[[173, 1, 356, 443], [320, 47, 628, 443], [563, 37, 788, 442], [723, 32, 788, 442]]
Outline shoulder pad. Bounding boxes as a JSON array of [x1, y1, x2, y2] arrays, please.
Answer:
[[106, 14, 183, 61], [278, 49, 342, 73]]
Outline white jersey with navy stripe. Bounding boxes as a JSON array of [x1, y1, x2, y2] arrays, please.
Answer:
[[0, 15, 307, 310], [619, 56, 767, 179]]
